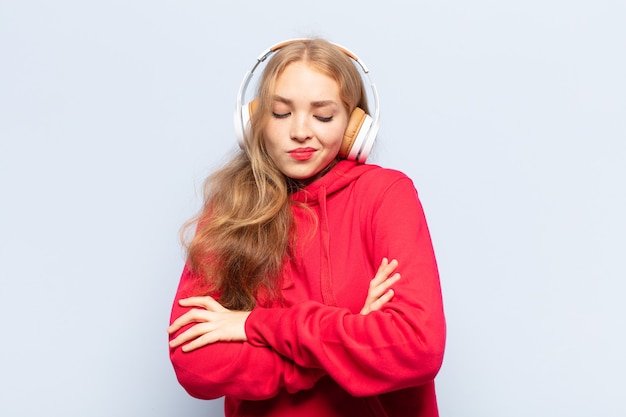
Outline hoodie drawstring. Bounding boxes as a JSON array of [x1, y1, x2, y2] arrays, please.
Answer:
[[318, 186, 338, 306]]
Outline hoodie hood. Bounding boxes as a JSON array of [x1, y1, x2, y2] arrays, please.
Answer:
[[290, 160, 380, 205]]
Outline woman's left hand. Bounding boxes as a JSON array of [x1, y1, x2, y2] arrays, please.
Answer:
[[168, 296, 251, 352]]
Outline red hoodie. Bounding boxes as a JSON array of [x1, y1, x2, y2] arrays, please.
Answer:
[[169, 160, 446, 416]]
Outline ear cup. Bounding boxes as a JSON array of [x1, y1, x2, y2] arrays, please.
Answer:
[[340, 107, 373, 161], [235, 99, 259, 149], [354, 110, 378, 163]]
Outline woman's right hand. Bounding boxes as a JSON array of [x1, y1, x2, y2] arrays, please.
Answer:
[[359, 258, 401, 315]]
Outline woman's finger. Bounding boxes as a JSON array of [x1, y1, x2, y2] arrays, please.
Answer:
[[169, 322, 214, 348], [379, 272, 401, 293], [369, 259, 399, 287], [368, 289, 395, 312], [180, 331, 221, 352], [178, 296, 228, 312], [368, 272, 401, 299], [379, 258, 399, 277], [167, 308, 211, 334], [360, 268, 401, 315], [369, 258, 392, 287]]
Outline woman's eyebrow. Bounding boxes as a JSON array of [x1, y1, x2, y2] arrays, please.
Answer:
[[272, 95, 292, 104], [272, 95, 337, 108], [310, 100, 337, 108]]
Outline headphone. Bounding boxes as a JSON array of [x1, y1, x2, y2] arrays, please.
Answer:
[[233, 39, 380, 163]]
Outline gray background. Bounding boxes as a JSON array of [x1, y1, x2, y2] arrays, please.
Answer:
[[1, 1, 624, 416]]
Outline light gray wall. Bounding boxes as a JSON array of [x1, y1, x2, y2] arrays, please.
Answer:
[[1, 1, 624, 416]]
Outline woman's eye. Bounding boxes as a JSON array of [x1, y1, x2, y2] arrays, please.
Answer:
[[315, 115, 334, 123], [272, 112, 290, 119]]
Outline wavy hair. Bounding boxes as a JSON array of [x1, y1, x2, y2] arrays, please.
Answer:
[[183, 38, 368, 310]]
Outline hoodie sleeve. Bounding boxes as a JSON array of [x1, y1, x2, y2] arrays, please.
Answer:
[[244, 174, 446, 397], [169, 266, 326, 401]]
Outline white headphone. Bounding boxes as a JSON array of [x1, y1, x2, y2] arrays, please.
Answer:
[[233, 39, 380, 163]]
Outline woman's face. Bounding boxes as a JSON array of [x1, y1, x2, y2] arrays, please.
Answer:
[[263, 61, 349, 183]]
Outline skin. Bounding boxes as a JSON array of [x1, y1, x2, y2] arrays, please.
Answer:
[[263, 61, 350, 184], [359, 258, 401, 315], [168, 62, 401, 352]]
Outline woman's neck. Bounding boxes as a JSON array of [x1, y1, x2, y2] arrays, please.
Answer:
[[287, 158, 340, 192]]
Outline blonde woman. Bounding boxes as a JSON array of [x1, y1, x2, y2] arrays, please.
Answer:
[[168, 38, 446, 417]]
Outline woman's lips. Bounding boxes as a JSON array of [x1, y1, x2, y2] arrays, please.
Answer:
[[288, 148, 316, 161]]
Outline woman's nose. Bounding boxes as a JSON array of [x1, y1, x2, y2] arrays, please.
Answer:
[[290, 115, 312, 142]]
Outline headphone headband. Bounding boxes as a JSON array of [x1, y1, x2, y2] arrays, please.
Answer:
[[234, 39, 380, 163]]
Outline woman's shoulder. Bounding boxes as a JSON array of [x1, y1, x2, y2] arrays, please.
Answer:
[[342, 163, 418, 208], [356, 163, 414, 188], [321, 160, 417, 202]]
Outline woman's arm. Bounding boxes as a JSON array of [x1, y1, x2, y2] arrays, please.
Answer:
[[168, 266, 326, 401], [244, 176, 446, 396], [169, 173, 445, 398], [169, 256, 400, 399], [168, 257, 400, 351]]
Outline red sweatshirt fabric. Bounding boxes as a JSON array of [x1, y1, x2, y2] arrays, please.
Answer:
[[169, 160, 446, 416]]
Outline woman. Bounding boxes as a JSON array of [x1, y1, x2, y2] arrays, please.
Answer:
[[168, 38, 446, 417]]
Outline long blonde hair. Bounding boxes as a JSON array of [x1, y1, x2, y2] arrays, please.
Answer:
[[183, 39, 368, 310]]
